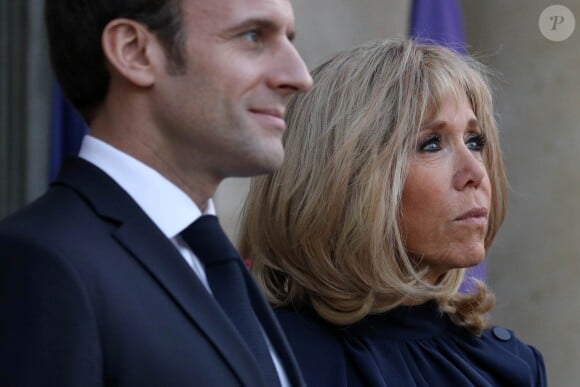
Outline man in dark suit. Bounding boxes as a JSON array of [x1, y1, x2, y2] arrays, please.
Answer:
[[0, 0, 312, 385]]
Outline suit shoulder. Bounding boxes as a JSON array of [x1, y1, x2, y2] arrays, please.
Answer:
[[1, 185, 94, 230], [0, 185, 119, 291]]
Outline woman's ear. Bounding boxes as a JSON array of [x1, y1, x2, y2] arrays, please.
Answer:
[[101, 18, 164, 87]]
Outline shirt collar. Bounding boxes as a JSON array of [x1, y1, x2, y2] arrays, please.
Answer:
[[78, 134, 215, 238]]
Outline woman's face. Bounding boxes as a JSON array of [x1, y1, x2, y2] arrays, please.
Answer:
[[400, 94, 492, 283]]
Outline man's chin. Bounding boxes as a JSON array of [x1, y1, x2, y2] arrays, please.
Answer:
[[256, 143, 286, 172], [228, 150, 286, 177]]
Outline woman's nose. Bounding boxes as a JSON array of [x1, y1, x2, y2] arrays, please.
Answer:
[[452, 145, 487, 191]]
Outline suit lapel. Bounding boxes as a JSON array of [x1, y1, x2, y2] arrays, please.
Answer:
[[54, 157, 265, 387], [242, 267, 307, 387]]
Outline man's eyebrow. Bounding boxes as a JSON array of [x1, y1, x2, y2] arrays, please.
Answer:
[[227, 17, 296, 40]]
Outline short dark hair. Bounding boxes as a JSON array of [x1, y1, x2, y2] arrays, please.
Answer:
[[45, 0, 185, 122]]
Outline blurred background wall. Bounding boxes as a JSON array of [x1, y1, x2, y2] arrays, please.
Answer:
[[1, 0, 579, 384]]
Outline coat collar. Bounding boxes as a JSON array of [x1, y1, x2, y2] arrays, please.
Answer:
[[53, 157, 269, 386]]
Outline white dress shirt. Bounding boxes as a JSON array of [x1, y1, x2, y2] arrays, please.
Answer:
[[78, 135, 289, 387]]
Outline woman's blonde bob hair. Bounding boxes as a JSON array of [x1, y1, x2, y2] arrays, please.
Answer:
[[238, 39, 506, 334]]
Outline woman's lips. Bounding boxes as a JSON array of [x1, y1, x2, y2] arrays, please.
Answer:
[[454, 207, 488, 224]]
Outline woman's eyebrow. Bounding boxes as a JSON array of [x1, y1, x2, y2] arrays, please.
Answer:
[[421, 118, 480, 131], [420, 120, 446, 131]]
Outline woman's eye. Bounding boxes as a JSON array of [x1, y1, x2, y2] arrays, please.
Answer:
[[419, 135, 441, 152], [466, 133, 487, 152]]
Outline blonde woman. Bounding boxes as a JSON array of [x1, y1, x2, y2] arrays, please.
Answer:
[[239, 39, 547, 386]]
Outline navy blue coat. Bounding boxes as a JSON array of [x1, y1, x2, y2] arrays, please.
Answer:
[[276, 301, 547, 386], [0, 157, 305, 387]]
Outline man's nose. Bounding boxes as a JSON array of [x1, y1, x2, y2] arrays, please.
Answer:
[[268, 41, 313, 93]]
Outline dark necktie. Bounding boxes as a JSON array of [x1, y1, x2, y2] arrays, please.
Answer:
[[181, 215, 281, 387]]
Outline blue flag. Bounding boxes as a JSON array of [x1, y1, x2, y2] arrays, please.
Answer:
[[409, 0, 485, 290], [50, 82, 88, 180], [410, 0, 466, 54]]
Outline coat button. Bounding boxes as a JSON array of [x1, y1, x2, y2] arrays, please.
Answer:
[[492, 326, 511, 341]]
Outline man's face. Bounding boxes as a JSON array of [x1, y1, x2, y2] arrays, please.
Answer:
[[150, 0, 312, 182]]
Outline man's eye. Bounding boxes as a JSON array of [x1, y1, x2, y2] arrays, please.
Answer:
[[418, 135, 441, 152], [243, 30, 261, 43]]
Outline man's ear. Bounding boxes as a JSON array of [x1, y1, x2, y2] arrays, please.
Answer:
[[101, 18, 164, 87]]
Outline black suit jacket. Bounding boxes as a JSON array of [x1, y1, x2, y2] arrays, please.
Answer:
[[0, 157, 304, 387]]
